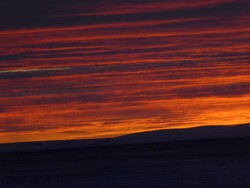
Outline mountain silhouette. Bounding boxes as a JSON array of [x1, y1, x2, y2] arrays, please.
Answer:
[[1, 123, 250, 152], [113, 123, 250, 144]]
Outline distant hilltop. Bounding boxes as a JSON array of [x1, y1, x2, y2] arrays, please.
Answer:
[[113, 123, 250, 144], [0, 123, 250, 153]]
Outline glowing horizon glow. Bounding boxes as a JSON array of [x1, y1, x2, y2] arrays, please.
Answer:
[[0, 0, 250, 144]]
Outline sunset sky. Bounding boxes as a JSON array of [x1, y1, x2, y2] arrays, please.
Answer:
[[0, 0, 250, 143]]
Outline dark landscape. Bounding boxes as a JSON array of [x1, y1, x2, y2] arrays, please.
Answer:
[[1, 124, 250, 188]]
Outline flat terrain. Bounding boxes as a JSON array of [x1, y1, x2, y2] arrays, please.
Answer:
[[1, 137, 250, 187]]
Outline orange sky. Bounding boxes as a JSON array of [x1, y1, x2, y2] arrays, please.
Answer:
[[0, 0, 250, 143]]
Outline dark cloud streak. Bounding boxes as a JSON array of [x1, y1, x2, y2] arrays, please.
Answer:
[[0, 0, 249, 143]]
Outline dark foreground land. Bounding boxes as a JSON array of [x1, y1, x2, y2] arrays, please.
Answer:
[[1, 137, 250, 188]]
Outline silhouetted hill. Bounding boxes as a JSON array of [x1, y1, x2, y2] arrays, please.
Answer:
[[114, 123, 250, 144], [1, 123, 250, 153]]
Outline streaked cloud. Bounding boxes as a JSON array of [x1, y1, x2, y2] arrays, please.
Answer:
[[0, 0, 249, 143], [0, 67, 71, 74]]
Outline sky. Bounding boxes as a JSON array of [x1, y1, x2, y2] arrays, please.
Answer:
[[0, 0, 250, 143]]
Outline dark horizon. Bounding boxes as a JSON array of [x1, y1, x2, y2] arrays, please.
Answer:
[[2, 124, 250, 187], [1, 122, 250, 152]]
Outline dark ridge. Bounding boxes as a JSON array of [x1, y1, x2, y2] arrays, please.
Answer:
[[0, 123, 250, 153]]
